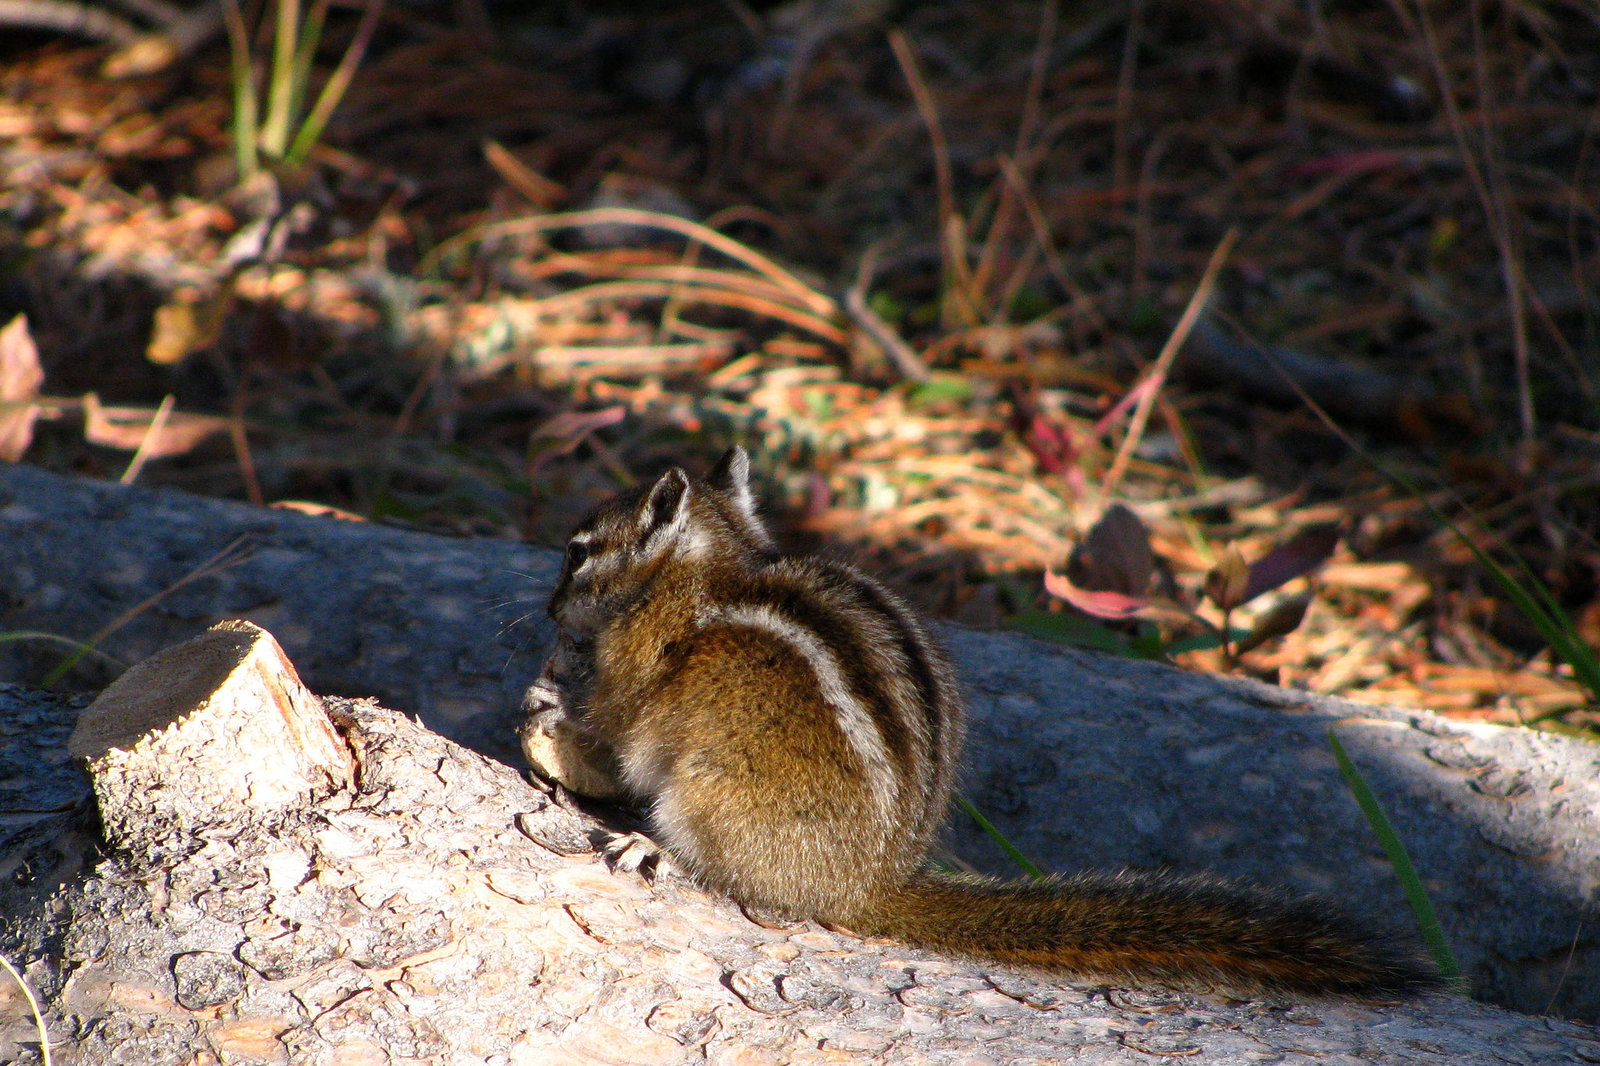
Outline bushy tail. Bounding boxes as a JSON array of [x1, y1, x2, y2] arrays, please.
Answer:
[[849, 869, 1441, 997]]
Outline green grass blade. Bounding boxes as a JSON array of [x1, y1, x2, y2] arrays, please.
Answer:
[[1512, 560, 1600, 703], [286, 0, 386, 167], [288, 0, 330, 142], [1261, 345, 1600, 711], [1429, 516, 1600, 705], [955, 793, 1047, 880], [1438, 522, 1599, 706], [1005, 609, 1134, 655], [0, 631, 125, 682], [261, 0, 302, 158], [222, 0, 259, 178], [1328, 728, 1463, 988]]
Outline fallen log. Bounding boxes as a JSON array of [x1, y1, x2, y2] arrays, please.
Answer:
[[0, 620, 1595, 1063], [0, 463, 1596, 1047]]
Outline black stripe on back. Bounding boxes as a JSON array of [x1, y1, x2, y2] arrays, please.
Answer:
[[839, 566, 949, 772], [738, 561, 943, 786]]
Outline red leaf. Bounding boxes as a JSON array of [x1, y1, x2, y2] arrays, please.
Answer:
[[1243, 525, 1341, 604], [1007, 385, 1076, 475], [1045, 571, 1148, 618], [1022, 412, 1075, 474], [0, 314, 44, 462], [1044, 570, 1198, 627]]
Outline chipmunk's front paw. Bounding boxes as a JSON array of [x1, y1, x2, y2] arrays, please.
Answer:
[[520, 675, 568, 718], [519, 694, 626, 800], [594, 829, 674, 882]]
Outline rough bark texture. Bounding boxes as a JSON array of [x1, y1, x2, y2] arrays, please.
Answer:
[[0, 463, 1596, 1063]]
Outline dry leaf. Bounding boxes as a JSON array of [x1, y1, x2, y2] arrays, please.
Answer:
[[1067, 504, 1154, 597], [1242, 525, 1341, 604], [1235, 591, 1314, 656], [148, 292, 229, 365], [83, 393, 229, 458], [1204, 544, 1251, 611], [271, 501, 367, 521], [0, 314, 45, 461]]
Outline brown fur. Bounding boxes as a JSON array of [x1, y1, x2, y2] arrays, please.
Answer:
[[537, 447, 1441, 997]]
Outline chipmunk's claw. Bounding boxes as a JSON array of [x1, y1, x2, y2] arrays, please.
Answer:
[[593, 828, 673, 882]]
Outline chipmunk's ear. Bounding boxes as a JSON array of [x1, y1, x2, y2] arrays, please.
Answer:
[[706, 446, 750, 493], [705, 446, 775, 550], [636, 466, 691, 552]]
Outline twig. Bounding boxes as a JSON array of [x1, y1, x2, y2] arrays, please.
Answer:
[[44, 535, 257, 686], [0, 0, 137, 42], [1012, 0, 1058, 178], [970, 0, 1057, 316], [995, 157, 1117, 345], [420, 209, 837, 318], [530, 343, 734, 370], [1415, 0, 1533, 456], [482, 140, 565, 208], [889, 29, 978, 328], [103, 0, 226, 77], [888, 30, 955, 236], [1131, 128, 1172, 304], [510, 280, 848, 346], [0, 952, 50, 1066], [844, 243, 931, 383], [1111, 0, 1146, 203], [229, 375, 264, 507], [1100, 227, 1238, 499], [530, 257, 823, 318]]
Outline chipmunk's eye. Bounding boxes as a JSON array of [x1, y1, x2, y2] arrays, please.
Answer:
[[566, 541, 590, 569]]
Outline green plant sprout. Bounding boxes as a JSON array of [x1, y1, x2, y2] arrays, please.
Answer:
[[224, 0, 387, 179]]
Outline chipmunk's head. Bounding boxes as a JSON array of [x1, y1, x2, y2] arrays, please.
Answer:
[[548, 446, 776, 632]]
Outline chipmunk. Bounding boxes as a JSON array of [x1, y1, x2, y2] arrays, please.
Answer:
[[522, 447, 1440, 997]]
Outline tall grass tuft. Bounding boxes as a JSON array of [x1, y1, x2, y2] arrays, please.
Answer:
[[223, 0, 386, 180]]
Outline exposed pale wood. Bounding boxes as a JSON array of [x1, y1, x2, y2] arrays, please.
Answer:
[[68, 620, 353, 847]]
